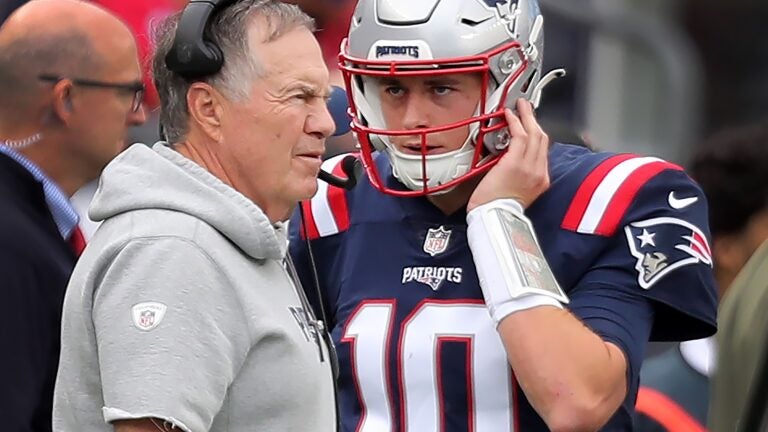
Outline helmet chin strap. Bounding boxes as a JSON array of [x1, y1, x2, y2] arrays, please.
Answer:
[[385, 104, 489, 193], [388, 141, 475, 192]]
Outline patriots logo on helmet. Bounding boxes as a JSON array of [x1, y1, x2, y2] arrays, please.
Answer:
[[624, 217, 713, 289]]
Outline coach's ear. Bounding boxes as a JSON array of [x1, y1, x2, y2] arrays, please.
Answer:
[[187, 81, 224, 144]]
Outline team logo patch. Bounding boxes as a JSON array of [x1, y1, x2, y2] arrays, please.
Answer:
[[423, 226, 452, 256], [624, 217, 712, 289], [131, 302, 167, 331], [402, 266, 463, 291]]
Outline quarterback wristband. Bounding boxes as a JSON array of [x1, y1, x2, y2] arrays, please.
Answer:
[[467, 199, 569, 325]]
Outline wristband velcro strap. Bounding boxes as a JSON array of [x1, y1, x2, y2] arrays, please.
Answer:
[[467, 199, 569, 324]]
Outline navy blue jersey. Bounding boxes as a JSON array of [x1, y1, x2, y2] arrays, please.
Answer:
[[289, 143, 717, 431]]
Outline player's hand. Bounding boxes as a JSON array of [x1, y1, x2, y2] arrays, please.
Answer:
[[468, 99, 550, 211]]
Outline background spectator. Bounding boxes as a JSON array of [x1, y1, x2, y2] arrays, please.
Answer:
[[0, 1, 145, 430], [635, 120, 768, 431]]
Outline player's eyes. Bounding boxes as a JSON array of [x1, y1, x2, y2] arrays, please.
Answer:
[[384, 86, 406, 97], [432, 86, 453, 96]]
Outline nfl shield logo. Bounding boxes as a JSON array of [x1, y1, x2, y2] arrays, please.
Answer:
[[423, 226, 452, 256], [139, 310, 155, 328], [131, 302, 167, 331]]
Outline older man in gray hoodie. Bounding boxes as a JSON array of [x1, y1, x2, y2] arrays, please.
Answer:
[[53, 1, 338, 431]]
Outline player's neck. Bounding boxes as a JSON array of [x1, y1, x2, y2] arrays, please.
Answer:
[[426, 177, 481, 216]]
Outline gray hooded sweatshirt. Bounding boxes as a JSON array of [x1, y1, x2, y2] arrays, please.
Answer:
[[53, 143, 336, 432]]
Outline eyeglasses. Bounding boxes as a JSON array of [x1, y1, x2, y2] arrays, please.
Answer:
[[38, 74, 146, 113]]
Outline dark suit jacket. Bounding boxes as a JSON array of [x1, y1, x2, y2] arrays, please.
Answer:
[[0, 152, 77, 432], [0, 1, 28, 24]]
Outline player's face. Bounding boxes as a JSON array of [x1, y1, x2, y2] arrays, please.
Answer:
[[374, 73, 482, 155], [219, 26, 334, 222]]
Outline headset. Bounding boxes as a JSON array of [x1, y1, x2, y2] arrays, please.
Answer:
[[166, 0, 237, 80]]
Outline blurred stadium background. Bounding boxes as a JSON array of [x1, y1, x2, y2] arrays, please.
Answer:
[[3, 0, 765, 164]]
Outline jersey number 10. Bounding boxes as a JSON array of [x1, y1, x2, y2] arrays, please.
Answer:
[[342, 300, 518, 431]]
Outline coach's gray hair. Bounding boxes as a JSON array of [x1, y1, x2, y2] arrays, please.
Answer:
[[152, 0, 315, 144]]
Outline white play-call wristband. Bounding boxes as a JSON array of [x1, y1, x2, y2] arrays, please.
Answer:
[[467, 198, 569, 325]]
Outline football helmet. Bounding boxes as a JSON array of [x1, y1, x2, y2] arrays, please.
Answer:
[[340, 0, 564, 196]]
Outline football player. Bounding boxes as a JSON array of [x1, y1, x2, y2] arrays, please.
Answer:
[[290, 0, 717, 430]]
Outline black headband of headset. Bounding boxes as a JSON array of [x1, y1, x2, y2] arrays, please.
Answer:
[[165, 0, 240, 79]]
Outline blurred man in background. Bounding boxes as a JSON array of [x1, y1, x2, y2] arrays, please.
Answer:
[[702, 122, 768, 431], [70, 0, 185, 238], [635, 121, 768, 431], [0, 0, 146, 430]]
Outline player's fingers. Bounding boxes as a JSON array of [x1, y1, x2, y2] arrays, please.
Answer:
[[537, 126, 550, 166], [537, 133, 550, 186], [516, 98, 544, 161], [503, 107, 526, 159]]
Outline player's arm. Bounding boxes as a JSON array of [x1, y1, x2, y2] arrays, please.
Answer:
[[493, 302, 628, 432], [467, 99, 627, 432]]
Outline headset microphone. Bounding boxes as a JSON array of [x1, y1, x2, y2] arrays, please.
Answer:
[[317, 155, 361, 190]]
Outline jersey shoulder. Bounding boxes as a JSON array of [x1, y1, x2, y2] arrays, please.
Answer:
[[289, 152, 404, 242], [290, 153, 358, 241], [547, 143, 702, 239], [544, 144, 717, 340]]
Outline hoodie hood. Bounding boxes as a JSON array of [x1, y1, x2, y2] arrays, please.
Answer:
[[90, 142, 286, 260]]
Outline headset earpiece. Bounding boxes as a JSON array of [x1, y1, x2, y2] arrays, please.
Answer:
[[165, 0, 238, 79]]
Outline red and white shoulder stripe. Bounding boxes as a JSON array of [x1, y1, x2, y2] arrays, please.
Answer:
[[561, 154, 683, 236], [300, 153, 354, 240]]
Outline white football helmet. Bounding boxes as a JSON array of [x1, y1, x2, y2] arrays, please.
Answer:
[[340, 0, 564, 196]]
